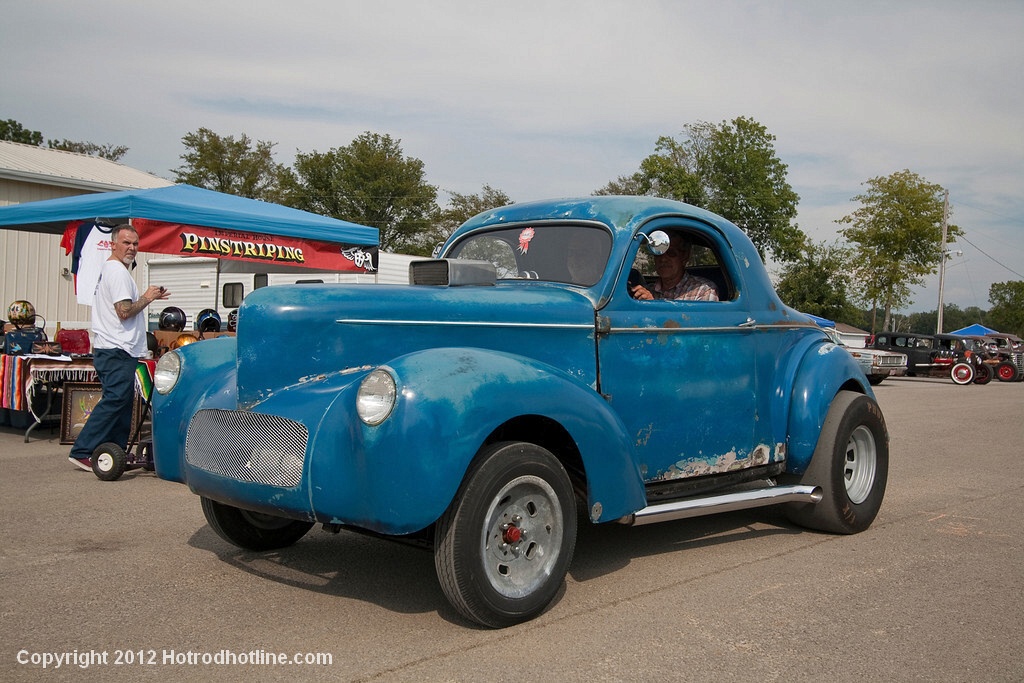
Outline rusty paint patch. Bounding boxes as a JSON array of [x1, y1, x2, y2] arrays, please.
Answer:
[[653, 443, 777, 480]]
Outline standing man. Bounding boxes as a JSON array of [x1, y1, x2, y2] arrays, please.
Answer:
[[69, 224, 170, 471]]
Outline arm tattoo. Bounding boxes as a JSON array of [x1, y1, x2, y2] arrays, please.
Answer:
[[114, 296, 149, 321]]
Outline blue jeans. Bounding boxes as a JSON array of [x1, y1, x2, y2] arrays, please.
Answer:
[[69, 348, 138, 460]]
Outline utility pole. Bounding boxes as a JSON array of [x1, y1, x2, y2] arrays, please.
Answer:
[[936, 189, 949, 335]]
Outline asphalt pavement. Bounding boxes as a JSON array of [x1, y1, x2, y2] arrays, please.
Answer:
[[1, 376, 1022, 682]]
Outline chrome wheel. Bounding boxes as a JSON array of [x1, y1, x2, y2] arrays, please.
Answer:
[[482, 475, 566, 599], [844, 425, 877, 505]]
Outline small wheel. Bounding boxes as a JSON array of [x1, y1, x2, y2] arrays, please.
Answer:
[[200, 497, 314, 551], [950, 362, 974, 385], [434, 441, 577, 628], [867, 375, 885, 386], [973, 363, 992, 385], [786, 391, 888, 534], [995, 361, 1018, 382], [92, 443, 128, 481]]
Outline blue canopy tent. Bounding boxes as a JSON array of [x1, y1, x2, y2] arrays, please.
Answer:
[[950, 323, 998, 336], [0, 184, 379, 247]]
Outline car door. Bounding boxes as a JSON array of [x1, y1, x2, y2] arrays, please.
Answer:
[[596, 221, 767, 485]]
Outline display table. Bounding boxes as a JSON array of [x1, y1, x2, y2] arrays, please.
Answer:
[[1, 354, 99, 441]]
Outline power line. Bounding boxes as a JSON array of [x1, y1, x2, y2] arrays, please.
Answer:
[[959, 234, 1024, 279]]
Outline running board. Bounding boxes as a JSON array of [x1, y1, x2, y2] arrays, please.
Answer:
[[618, 484, 822, 526]]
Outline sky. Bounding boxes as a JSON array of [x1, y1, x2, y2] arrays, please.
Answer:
[[3, 1, 1022, 314]]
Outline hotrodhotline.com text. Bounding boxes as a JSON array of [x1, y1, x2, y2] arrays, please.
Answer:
[[16, 648, 333, 669]]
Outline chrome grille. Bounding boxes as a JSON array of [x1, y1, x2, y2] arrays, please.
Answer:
[[185, 409, 308, 488], [878, 355, 903, 366], [1012, 352, 1023, 370]]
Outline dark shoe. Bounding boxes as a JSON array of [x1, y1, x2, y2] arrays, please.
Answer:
[[68, 456, 92, 472]]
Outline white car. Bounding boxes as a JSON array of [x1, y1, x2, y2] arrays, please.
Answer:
[[823, 327, 907, 385]]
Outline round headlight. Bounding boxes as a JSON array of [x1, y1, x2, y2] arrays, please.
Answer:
[[357, 368, 397, 426], [154, 350, 182, 395]]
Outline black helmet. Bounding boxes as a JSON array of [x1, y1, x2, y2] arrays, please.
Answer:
[[158, 306, 187, 331], [196, 308, 222, 333], [226, 309, 239, 332], [147, 331, 159, 355]]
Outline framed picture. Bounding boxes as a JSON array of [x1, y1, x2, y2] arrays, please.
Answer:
[[60, 382, 143, 445]]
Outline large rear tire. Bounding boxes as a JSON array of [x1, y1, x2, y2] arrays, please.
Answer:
[[786, 391, 888, 534], [201, 497, 314, 551], [434, 441, 577, 628], [973, 363, 992, 385]]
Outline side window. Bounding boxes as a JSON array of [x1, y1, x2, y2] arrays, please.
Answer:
[[630, 230, 729, 302], [222, 282, 244, 309]]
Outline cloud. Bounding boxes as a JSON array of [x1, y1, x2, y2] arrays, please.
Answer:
[[3, 0, 1022, 312]]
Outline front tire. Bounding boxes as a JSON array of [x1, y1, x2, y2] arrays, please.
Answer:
[[995, 361, 1018, 382], [786, 391, 888, 534], [950, 362, 975, 385], [200, 497, 314, 551], [434, 441, 578, 628]]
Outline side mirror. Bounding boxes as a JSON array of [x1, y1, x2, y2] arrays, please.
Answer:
[[639, 230, 670, 256]]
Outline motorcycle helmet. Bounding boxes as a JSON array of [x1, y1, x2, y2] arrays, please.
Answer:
[[158, 306, 187, 332], [7, 300, 36, 327], [169, 333, 199, 350], [147, 331, 160, 356], [195, 308, 222, 334], [226, 309, 239, 333]]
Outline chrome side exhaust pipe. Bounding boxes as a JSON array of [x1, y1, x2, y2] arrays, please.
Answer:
[[619, 485, 822, 526]]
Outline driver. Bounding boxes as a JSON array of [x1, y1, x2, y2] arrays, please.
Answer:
[[630, 233, 719, 301]]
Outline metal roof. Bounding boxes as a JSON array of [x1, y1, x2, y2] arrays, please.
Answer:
[[0, 140, 172, 192]]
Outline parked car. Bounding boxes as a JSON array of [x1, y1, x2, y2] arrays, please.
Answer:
[[934, 334, 993, 385], [869, 332, 955, 378], [151, 196, 889, 628], [983, 333, 1024, 381], [822, 327, 907, 385]]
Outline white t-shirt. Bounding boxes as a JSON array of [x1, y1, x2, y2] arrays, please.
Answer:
[[76, 224, 115, 306], [91, 259, 147, 357]]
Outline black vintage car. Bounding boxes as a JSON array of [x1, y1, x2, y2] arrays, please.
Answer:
[[869, 333, 955, 378], [934, 334, 993, 385]]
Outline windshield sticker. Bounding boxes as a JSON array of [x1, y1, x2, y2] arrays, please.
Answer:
[[518, 227, 535, 254]]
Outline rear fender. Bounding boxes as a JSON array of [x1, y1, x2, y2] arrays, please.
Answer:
[[784, 339, 872, 474]]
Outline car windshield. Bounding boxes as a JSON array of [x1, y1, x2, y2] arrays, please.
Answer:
[[447, 224, 613, 286]]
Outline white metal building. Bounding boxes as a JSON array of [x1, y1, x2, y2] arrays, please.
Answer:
[[0, 140, 173, 336]]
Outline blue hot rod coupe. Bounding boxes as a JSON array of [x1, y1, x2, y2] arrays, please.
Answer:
[[152, 196, 888, 627]]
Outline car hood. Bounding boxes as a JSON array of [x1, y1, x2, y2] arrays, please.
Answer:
[[234, 282, 599, 409]]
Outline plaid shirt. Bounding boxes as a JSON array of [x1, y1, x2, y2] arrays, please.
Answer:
[[653, 273, 719, 301]]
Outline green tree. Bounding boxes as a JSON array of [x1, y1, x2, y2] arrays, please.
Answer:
[[596, 116, 804, 261], [2, 118, 127, 160], [838, 170, 961, 331], [285, 132, 438, 253], [47, 139, 128, 161], [987, 280, 1024, 336], [1, 119, 43, 145], [775, 241, 859, 322], [174, 128, 287, 201], [429, 185, 514, 247]]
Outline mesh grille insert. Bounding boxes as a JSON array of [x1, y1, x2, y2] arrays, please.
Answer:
[[185, 409, 308, 488]]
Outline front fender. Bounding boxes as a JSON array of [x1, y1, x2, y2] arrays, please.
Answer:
[[309, 347, 646, 533], [785, 339, 873, 473], [152, 337, 238, 483]]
